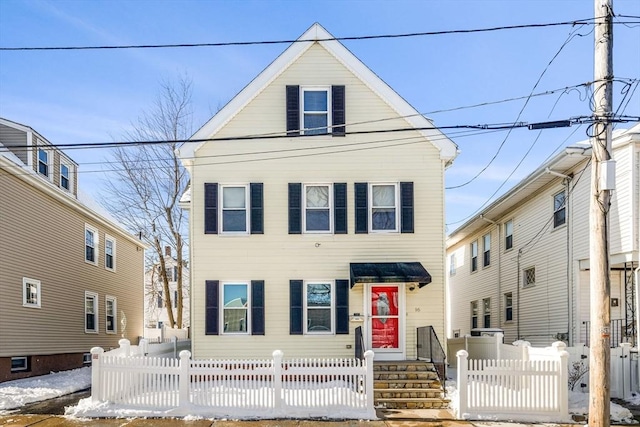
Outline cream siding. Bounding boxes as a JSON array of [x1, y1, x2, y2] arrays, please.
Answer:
[[188, 43, 448, 359]]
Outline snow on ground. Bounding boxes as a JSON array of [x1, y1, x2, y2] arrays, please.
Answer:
[[0, 366, 637, 423], [0, 367, 91, 412]]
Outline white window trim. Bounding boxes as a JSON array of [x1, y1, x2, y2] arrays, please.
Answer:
[[483, 233, 491, 267], [37, 147, 52, 181], [11, 357, 28, 372], [303, 183, 333, 234], [449, 253, 457, 276], [304, 280, 335, 335], [553, 190, 567, 228], [85, 291, 99, 333], [59, 162, 72, 191], [105, 295, 117, 334], [505, 292, 514, 322], [300, 86, 332, 136], [219, 184, 250, 235], [85, 224, 99, 266], [471, 300, 479, 329], [471, 240, 478, 272], [22, 277, 41, 308], [504, 219, 514, 251], [105, 234, 116, 272], [368, 182, 399, 233], [220, 281, 251, 335]]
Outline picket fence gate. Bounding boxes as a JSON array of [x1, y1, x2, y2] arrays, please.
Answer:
[[456, 341, 570, 422], [90, 339, 376, 419]]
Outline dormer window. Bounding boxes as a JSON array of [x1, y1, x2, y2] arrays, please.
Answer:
[[60, 164, 70, 190], [38, 149, 49, 177]]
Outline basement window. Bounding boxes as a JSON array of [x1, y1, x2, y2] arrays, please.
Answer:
[[11, 357, 28, 372]]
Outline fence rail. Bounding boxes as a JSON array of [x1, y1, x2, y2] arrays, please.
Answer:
[[456, 341, 570, 422], [90, 339, 376, 419]]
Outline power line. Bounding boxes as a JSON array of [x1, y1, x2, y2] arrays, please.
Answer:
[[1, 19, 615, 51]]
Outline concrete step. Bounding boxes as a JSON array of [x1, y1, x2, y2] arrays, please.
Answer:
[[375, 397, 450, 410], [374, 388, 444, 399]]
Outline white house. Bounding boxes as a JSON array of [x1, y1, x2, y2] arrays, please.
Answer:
[[177, 23, 458, 362], [447, 124, 640, 347]]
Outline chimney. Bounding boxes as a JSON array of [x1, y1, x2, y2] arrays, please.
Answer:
[[165, 246, 171, 257]]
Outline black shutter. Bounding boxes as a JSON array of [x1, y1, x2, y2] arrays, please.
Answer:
[[250, 183, 264, 234], [334, 183, 347, 234], [251, 280, 265, 335], [355, 182, 368, 234], [290, 280, 303, 335], [204, 183, 218, 234], [400, 182, 414, 233], [205, 280, 219, 335], [332, 85, 345, 136], [288, 183, 302, 234], [286, 85, 300, 136], [335, 279, 349, 334]]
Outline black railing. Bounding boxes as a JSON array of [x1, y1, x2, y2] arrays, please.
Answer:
[[417, 325, 446, 383], [583, 319, 635, 347], [355, 326, 364, 360]]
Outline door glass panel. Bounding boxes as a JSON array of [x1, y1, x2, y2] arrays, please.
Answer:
[[371, 286, 399, 349]]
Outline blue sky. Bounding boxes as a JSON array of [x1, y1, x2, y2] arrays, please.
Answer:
[[1, 0, 639, 231]]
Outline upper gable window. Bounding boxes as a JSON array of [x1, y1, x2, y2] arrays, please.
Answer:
[[286, 85, 345, 137], [38, 149, 49, 178], [302, 88, 330, 135], [221, 185, 249, 234], [553, 191, 566, 228], [370, 183, 398, 232], [60, 163, 71, 191], [304, 184, 332, 233]]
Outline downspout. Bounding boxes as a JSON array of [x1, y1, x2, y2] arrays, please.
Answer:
[[565, 177, 573, 345], [517, 248, 523, 340]]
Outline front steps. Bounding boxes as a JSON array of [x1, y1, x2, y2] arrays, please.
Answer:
[[373, 360, 449, 409]]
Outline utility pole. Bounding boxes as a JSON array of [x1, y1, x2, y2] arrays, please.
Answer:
[[589, 0, 613, 426]]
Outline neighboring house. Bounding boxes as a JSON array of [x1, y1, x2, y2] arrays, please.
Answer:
[[177, 23, 458, 362], [447, 124, 640, 348], [144, 246, 190, 333], [0, 117, 146, 382]]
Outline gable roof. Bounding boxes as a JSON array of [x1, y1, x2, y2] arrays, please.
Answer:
[[177, 23, 458, 165]]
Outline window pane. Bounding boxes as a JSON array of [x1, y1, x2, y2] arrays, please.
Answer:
[[106, 240, 113, 255], [224, 284, 247, 307], [372, 209, 395, 230], [303, 91, 327, 111], [372, 185, 395, 207], [306, 210, 330, 231], [306, 186, 329, 208], [307, 283, 331, 307], [307, 308, 331, 331], [223, 187, 246, 208], [222, 211, 247, 232], [38, 149, 47, 163], [554, 192, 565, 210], [224, 309, 247, 332], [303, 114, 328, 135], [86, 230, 94, 247]]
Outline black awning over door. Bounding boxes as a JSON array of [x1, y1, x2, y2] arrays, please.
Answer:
[[349, 262, 432, 288]]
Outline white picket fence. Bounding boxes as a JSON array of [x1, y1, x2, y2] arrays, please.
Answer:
[[456, 341, 571, 422], [90, 339, 376, 419]]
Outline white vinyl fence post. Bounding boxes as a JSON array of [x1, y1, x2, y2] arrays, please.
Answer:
[[139, 338, 148, 356], [173, 335, 178, 358], [620, 342, 632, 399], [457, 350, 469, 419], [178, 350, 191, 410], [364, 350, 375, 419], [553, 341, 569, 421], [90, 347, 104, 402], [118, 338, 130, 357], [496, 332, 504, 360], [272, 350, 283, 415]]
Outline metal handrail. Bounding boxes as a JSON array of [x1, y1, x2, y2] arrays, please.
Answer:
[[416, 325, 446, 384]]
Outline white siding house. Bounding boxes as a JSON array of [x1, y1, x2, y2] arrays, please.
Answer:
[[447, 124, 640, 347], [178, 24, 458, 361]]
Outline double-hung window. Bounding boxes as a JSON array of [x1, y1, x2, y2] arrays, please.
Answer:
[[305, 282, 334, 334], [302, 88, 330, 135], [553, 191, 566, 228], [449, 253, 457, 276], [23, 278, 41, 308], [470, 240, 478, 272], [60, 163, 70, 190], [370, 183, 398, 232], [85, 291, 98, 333], [471, 301, 478, 329], [505, 220, 513, 250], [483, 298, 491, 328], [157, 290, 163, 308], [483, 233, 491, 267], [105, 296, 116, 334], [505, 292, 513, 322], [38, 148, 49, 178], [85, 225, 98, 265], [221, 185, 249, 234], [105, 235, 115, 271], [222, 282, 249, 334], [304, 184, 332, 233]]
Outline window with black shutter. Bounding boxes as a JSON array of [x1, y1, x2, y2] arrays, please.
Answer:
[[289, 280, 303, 334], [251, 280, 265, 335], [204, 183, 218, 234], [335, 279, 349, 334], [286, 85, 346, 136], [205, 280, 219, 335], [288, 183, 302, 234]]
